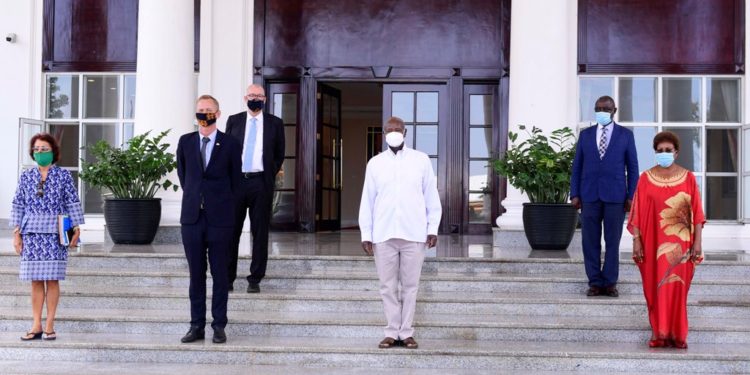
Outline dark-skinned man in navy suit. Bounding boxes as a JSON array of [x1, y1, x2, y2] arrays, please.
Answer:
[[570, 95, 639, 298]]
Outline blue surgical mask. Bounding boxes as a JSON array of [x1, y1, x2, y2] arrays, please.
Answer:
[[655, 152, 674, 168], [595, 112, 613, 126]]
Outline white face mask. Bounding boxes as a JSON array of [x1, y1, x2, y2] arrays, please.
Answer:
[[385, 131, 405, 148]]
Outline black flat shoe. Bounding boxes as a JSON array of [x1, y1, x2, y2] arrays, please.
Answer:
[[246, 282, 260, 293], [212, 327, 227, 344], [20, 331, 42, 341], [180, 326, 205, 343]]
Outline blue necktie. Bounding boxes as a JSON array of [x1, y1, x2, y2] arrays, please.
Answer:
[[243, 117, 257, 171]]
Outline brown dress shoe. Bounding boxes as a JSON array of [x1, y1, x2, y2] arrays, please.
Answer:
[[378, 337, 398, 349], [402, 337, 418, 349], [586, 286, 602, 297]]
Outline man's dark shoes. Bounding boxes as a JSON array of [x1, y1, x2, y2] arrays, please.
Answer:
[[247, 282, 260, 293], [378, 337, 398, 348], [604, 286, 619, 298], [180, 326, 205, 343], [212, 327, 227, 344], [586, 286, 602, 297]]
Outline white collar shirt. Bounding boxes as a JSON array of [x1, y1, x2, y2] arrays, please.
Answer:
[[358, 146, 442, 243], [242, 110, 265, 172]]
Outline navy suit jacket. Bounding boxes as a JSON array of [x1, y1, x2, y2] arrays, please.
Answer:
[[225, 111, 285, 190], [570, 123, 639, 203], [176, 130, 242, 227]]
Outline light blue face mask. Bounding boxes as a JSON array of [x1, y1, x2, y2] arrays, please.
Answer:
[[595, 111, 613, 126], [655, 152, 674, 168]]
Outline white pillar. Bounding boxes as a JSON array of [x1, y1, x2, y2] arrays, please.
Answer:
[[134, 0, 195, 224], [497, 0, 579, 229], [196, 0, 255, 131]]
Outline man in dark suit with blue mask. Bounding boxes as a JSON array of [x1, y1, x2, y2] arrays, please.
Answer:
[[176, 95, 242, 344], [570, 96, 639, 298]]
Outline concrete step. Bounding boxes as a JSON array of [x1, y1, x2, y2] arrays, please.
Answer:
[[1, 308, 749, 344], [0, 286, 747, 319], [0, 360, 602, 375], [0, 334, 747, 373], [1, 267, 748, 296], [1, 252, 749, 279]]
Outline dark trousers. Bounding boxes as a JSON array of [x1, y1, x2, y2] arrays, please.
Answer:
[[229, 175, 272, 285], [182, 210, 231, 329], [581, 200, 625, 288]]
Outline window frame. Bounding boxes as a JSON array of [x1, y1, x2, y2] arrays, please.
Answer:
[[578, 75, 744, 223], [43, 72, 136, 215]]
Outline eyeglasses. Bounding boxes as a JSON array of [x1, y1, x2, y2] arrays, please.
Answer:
[[32, 147, 52, 152], [656, 148, 675, 153], [246, 94, 266, 100], [36, 180, 45, 197], [594, 106, 615, 113]]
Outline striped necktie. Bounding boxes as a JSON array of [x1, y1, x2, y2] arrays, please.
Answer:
[[599, 125, 609, 159]]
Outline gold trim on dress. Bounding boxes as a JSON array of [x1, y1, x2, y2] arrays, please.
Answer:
[[646, 169, 688, 187]]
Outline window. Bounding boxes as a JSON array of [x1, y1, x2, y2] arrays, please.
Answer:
[[45, 73, 136, 214], [579, 76, 743, 221]]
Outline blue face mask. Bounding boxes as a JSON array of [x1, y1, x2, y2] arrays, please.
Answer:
[[655, 152, 674, 168], [595, 112, 613, 126]]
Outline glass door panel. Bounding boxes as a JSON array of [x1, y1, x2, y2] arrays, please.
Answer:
[[317, 84, 342, 231], [268, 83, 299, 230]]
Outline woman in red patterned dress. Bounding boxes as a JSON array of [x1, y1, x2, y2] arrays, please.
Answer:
[[628, 131, 705, 349]]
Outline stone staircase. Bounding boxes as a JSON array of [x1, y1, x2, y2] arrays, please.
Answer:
[[0, 252, 748, 374]]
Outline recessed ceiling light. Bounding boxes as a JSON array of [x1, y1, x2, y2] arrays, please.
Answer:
[[87, 79, 95, 82]]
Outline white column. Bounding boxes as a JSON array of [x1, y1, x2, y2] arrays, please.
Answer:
[[134, 0, 195, 224], [497, 0, 579, 229], [196, 0, 255, 131]]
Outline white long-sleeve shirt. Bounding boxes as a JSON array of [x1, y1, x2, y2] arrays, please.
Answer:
[[359, 146, 442, 244]]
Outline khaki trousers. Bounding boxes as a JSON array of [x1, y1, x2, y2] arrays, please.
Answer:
[[373, 238, 426, 340]]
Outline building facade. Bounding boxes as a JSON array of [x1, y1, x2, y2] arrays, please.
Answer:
[[1, 0, 748, 250]]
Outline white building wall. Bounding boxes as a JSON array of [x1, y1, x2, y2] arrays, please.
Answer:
[[0, 0, 43, 224], [197, 0, 255, 133]]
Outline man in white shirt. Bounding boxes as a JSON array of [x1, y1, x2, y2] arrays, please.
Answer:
[[359, 116, 442, 350]]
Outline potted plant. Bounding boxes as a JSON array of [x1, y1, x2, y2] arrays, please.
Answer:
[[492, 125, 577, 250], [80, 130, 179, 244]]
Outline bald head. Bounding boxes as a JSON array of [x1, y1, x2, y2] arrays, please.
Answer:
[[246, 84, 265, 97]]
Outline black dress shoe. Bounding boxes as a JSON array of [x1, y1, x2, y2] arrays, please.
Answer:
[[586, 286, 602, 297], [246, 282, 260, 293], [604, 286, 619, 298], [180, 326, 205, 343], [212, 327, 227, 344]]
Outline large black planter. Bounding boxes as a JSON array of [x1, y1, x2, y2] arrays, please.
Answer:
[[522, 203, 578, 250], [104, 198, 161, 244]]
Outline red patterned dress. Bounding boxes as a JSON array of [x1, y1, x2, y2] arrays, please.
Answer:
[[627, 168, 705, 345]]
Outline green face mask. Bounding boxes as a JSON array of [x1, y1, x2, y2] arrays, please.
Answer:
[[33, 152, 54, 167]]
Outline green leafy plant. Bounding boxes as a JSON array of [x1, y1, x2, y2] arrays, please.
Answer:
[[79, 130, 179, 199], [492, 125, 576, 204]]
